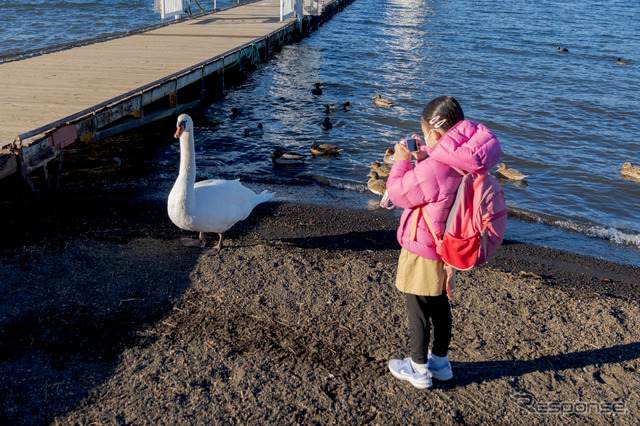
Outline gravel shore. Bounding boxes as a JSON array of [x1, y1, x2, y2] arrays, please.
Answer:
[[1, 184, 638, 425]]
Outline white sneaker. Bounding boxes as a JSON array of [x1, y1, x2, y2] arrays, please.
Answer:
[[388, 357, 433, 389], [428, 351, 453, 381]]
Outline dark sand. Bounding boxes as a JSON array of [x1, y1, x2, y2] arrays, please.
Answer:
[[1, 182, 639, 425]]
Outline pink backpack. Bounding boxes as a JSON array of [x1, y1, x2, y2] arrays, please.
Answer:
[[422, 172, 508, 295]]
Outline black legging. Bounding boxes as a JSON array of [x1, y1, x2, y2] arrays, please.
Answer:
[[406, 292, 452, 364]]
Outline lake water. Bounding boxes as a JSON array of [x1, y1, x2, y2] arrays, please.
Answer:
[[1, 0, 639, 266]]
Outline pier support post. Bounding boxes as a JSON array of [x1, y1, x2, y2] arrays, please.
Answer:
[[16, 150, 41, 200], [42, 163, 50, 193], [56, 149, 64, 192]]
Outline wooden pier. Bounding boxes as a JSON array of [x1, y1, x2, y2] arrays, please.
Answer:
[[0, 0, 352, 192]]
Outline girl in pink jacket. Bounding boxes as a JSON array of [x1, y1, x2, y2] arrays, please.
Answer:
[[386, 96, 502, 389]]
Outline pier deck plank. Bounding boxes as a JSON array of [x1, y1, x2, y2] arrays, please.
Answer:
[[0, 0, 292, 148]]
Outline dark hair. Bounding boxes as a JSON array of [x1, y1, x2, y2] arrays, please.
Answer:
[[421, 96, 464, 132]]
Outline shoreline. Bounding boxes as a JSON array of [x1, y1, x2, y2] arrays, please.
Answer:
[[1, 181, 639, 303], [9, 170, 639, 266], [1, 184, 639, 424]]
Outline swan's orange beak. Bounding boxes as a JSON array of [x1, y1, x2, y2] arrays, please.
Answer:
[[174, 123, 184, 139]]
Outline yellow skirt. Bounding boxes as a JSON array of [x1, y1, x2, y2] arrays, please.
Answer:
[[395, 248, 447, 296]]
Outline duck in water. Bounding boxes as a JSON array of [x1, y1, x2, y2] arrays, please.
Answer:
[[497, 162, 528, 180]]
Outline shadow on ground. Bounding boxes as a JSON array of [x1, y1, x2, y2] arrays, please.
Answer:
[[438, 341, 640, 390], [0, 188, 278, 424]]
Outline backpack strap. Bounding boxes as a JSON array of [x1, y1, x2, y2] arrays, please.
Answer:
[[379, 190, 395, 210], [413, 209, 456, 298], [411, 205, 441, 243], [444, 173, 470, 235], [423, 206, 440, 243], [444, 265, 456, 298], [450, 166, 466, 176]]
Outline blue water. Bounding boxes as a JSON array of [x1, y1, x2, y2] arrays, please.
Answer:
[[1, 0, 640, 266]]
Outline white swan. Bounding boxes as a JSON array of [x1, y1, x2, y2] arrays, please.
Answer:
[[168, 114, 274, 254]]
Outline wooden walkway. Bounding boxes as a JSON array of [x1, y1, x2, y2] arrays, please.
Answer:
[[0, 0, 351, 187]]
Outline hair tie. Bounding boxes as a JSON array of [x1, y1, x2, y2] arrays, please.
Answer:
[[429, 115, 447, 128]]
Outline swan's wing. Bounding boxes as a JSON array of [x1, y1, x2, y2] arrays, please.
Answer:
[[194, 178, 240, 188], [189, 180, 272, 232], [194, 179, 258, 211]]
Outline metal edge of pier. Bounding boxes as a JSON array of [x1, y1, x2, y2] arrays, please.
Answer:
[[0, 0, 355, 196]]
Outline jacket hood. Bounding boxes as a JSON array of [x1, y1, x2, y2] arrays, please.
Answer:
[[426, 120, 502, 173]]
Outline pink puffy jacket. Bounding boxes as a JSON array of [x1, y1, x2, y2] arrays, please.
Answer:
[[386, 120, 502, 260]]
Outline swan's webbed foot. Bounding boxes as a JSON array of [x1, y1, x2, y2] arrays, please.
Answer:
[[180, 232, 206, 248], [202, 233, 224, 256]]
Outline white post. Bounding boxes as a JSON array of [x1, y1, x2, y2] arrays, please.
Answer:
[[295, 0, 302, 22], [159, 0, 183, 20], [281, 0, 296, 21]]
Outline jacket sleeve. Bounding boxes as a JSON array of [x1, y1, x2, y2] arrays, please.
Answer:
[[386, 159, 442, 209]]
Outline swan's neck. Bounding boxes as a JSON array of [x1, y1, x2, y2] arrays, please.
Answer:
[[175, 129, 196, 206]]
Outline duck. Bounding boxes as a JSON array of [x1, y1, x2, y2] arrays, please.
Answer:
[[496, 176, 528, 189], [496, 162, 528, 180], [383, 148, 396, 165], [370, 161, 391, 178], [372, 94, 394, 107], [168, 114, 274, 255], [620, 162, 640, 180], [230, 107, 242, 118], [310, 141, 342, 156], [367, 171, 386, 196], [312, 83, 322, 96], [325, 101, 350, 113], [557, 46, 569, 53], [617, 58, 628, 65], [244, 123, 264, 137], [269, 149, 306, 165], [320, 117, 333, 131]]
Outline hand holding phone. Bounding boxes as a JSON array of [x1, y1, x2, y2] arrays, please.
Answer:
[[400, 137, 419, 153]]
